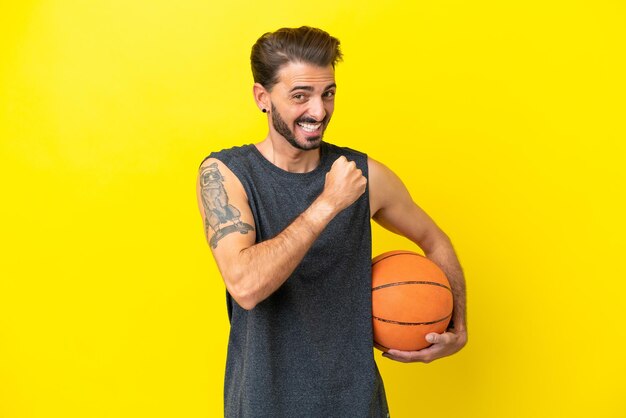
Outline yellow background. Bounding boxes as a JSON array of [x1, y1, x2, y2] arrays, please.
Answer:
[[1, 1, 624, 417]]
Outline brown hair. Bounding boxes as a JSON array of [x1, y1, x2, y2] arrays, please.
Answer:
[[251, 26, 343, 90]]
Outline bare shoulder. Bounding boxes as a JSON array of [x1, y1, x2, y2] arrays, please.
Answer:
[[367, 156, 403, 185], [198, 157, 225, 177], [367, 156, 411, 217], [197, 158, 250, 206]]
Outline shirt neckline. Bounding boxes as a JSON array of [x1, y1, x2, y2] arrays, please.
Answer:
[[248, 142, 329, 178]]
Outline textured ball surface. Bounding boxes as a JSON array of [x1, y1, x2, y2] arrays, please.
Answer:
[[372, 250, 453, 352]]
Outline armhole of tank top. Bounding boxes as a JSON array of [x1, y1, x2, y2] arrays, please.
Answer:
[[361, 152, 372, 219], [361, 152, 370, 179], [199, 154, 211, 168]]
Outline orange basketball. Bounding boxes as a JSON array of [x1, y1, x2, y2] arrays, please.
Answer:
[[372, 250, 453, 352]]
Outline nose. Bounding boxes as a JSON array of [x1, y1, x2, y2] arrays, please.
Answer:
[[307, 97, 326, 122]]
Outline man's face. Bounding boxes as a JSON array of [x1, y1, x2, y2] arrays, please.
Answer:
[[267, 62, 336, 151]]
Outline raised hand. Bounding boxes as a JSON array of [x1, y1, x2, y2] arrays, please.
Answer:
[[320, 156, 367, 214]]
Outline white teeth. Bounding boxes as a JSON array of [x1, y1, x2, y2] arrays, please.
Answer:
[[298, 122, 321, 132]]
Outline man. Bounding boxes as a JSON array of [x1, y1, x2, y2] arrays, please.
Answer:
[[197, 26, 467, 417]]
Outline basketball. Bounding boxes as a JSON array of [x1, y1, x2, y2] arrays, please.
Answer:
[[372, 250, 453, 352]]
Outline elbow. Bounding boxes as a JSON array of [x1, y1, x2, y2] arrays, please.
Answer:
[[233, 292, 257, 311], [422, 229, 452, 256], [224, 268, 259, 311]]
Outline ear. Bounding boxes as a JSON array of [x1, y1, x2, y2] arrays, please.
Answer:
[[253, 83, 270, 113]]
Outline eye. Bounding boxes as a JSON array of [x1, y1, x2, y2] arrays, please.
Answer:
[[323, 90, 335, 99], [292, 93, 307, 102]]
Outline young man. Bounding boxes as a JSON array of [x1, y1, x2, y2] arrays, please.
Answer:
[[197, 26, 467, 417]]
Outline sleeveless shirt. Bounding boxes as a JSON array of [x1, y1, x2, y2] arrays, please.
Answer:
[[207, 142, 389, 418]]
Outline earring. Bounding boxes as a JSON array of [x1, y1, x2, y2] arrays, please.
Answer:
[[262, 108, 267, 113]]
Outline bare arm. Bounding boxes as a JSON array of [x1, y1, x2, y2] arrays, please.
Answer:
[[197, 156, 366, 310], [369, 157, 467, 362]]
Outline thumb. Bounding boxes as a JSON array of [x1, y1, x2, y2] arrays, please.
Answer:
[[426, 333, 439, 344]]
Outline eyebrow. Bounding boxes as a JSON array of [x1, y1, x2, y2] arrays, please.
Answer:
[[289, 83, 337, 93]]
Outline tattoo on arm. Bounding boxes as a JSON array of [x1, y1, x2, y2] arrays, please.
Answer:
[[200, 163, 254, 249]]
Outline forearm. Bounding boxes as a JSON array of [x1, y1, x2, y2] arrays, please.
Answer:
[[228, 197, 335, 309], [424, 234, 467, 333]]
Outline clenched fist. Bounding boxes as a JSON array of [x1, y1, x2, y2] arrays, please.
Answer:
[[320, 156, 367, 214]]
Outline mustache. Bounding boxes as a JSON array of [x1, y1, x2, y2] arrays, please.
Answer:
[[296, 116, 327, 124]]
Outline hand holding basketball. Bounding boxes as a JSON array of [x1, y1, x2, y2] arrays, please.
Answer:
[[382, 329, 468, 363]]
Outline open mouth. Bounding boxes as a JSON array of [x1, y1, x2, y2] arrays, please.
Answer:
[[297, 121, 322, 134]]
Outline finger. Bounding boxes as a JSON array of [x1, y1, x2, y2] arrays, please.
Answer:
[[384, 349, 429, 363], [426, 332, 455, 345], [382, 351, 412, 363], [329, 157, 341, 169]]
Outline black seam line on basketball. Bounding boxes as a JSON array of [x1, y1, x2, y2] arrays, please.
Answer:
[[373, 312, 452, 326], [372, 251, 417, 267], [372, 281, 451, 292]]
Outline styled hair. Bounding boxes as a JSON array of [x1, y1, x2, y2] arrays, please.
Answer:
[[251, 26, 343, 90]]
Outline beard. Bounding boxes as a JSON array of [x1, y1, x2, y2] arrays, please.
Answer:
[[270, 103, 328, 151]]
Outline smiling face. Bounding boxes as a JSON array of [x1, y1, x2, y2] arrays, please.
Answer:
[[263, 62, 337, 151]]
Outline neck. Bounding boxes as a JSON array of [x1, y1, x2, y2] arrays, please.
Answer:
[[255, 135, 322, 173]]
